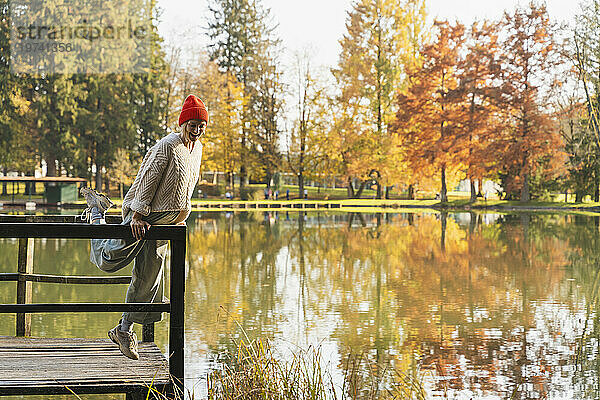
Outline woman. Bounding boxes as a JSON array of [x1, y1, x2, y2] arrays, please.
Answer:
[[80, 94, 207, 359]]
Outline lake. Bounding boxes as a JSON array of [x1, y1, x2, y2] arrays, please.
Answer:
[[0, 210, 597, 399]]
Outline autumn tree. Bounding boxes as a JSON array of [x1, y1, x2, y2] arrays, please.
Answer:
[[287, 51, 332, 198], [332, 0, 427, 198], [458, 21, 503, 202], [395, 20, 467, 202], [208, 0, 284, 195], [207, 0, 253, 193], [494, 2, 564, 201], [558, 98, 597, 201], [571, 0, 600, 198], [250, 44, 285, 188], [573, 0, 600, 147], [195, 59, 245, 189]]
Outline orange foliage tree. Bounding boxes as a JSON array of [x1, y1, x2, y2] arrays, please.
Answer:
[[394, 20, 467, 202], [457, 21, 504, 201], [493, 2, 565, 201]]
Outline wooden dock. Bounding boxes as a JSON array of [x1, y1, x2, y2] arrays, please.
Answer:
[[0, 337, 169, 396], [0, 215, 186, 399]]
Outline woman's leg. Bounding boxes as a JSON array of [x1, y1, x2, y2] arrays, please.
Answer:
[[122, 238, 169, 324], [89, 210, 144, 273], [120, 211, 180, 325]]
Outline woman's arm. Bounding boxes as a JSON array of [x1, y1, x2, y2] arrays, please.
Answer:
[[130, 211, 151, 240], [129, 140, 170, 216]]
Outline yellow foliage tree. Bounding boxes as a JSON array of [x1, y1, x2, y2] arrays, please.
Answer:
[[330, 0, 428, 198]]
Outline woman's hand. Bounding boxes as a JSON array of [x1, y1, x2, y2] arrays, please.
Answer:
[[130, 212, 151, 240]]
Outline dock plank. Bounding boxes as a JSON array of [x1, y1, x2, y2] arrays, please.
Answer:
[[0, 337, 170, 395]]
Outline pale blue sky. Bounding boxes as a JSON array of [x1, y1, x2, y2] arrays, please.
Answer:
[[157, 0, 580, 68]]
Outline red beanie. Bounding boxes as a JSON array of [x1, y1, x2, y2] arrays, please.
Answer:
[[178, 95, 208, 126]]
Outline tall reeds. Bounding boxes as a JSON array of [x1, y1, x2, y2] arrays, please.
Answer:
[[206, 336, 432, 400]]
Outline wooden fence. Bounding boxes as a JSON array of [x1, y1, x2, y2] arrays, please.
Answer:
[[0, 215, 186, 399]]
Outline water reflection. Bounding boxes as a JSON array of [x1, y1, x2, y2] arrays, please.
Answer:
[[186, 211, 594, 399], [0, 211, 599, 399]]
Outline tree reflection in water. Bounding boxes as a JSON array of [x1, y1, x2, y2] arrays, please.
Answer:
[[184, 211, 600, 399]]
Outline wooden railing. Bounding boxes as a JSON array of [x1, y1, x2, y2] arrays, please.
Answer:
[[0, 215, 186, 397]]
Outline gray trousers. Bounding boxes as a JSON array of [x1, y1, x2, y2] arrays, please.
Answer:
[[90, 210, 180, 325]]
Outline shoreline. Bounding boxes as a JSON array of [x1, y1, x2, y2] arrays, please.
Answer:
[[3, 198, 600, 214]]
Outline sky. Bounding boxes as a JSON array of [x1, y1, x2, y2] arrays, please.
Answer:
[[156, 0, 582, 69]]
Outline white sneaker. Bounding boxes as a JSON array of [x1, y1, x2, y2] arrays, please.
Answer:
[[108, 324, 139, 360], [79, 187, 114, 222]]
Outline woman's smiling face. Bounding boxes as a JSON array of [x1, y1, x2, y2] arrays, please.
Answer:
[[184, 119, 207, 142]]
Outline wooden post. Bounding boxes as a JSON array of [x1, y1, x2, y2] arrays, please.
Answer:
[[16, 237, 34, 336], [142, 323, 155, 342], [169, 233, 186, 398]]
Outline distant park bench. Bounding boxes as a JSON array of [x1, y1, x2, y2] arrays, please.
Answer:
[[0, 215, 186, 399]]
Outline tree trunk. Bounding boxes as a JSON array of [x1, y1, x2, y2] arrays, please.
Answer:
[[440, 166, 448, 202], [520, 173, 530, 202], [265, 171, 272, 189], [239, 165, 247, 194], [408, 184, 415, 200], [95, 164, 103, 191], [576, 191, 584, 203], [477, 179, 483, 197], [239, 117, 247, 195], [347, 177, 355, 198], [120, 183, 124, 200], [376, 182, 382, 199], [298, 174, 304, 200], [470, 178, 476, 203], [384, 185, 392, 199], [354, 180, 367, 199]]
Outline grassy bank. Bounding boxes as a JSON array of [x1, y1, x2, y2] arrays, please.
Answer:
[[186, 198, 600, 213], [8, 197, 600, 216], [5, 186, 600, 214]]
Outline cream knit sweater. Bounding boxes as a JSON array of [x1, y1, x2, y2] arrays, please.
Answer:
[[122, 133, 203, 218]]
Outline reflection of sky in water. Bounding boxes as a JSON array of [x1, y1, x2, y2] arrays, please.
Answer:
[[0, 211, 599, 399]]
